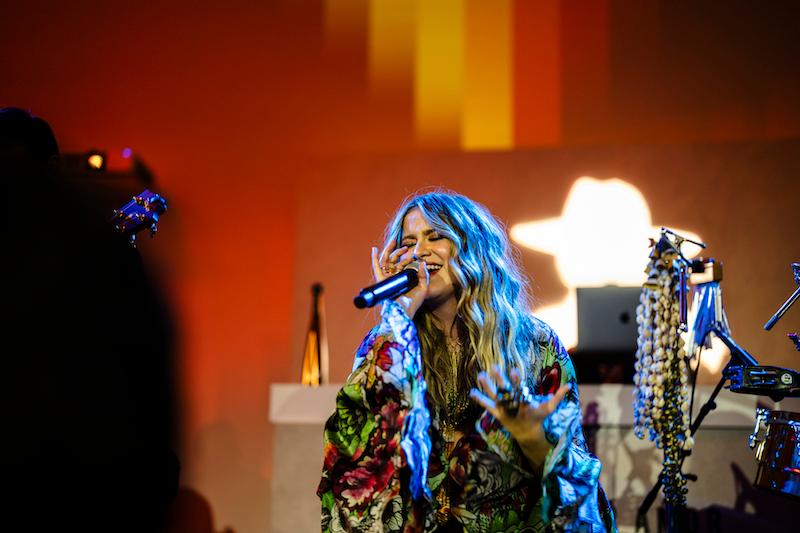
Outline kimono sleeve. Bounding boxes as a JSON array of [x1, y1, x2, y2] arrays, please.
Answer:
[[318, 300, 432, 532], [536, 322, 617, 532]]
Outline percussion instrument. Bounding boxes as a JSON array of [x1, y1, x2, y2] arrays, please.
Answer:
[[725, 365, 800, 401], [749, 409, 800, 499]]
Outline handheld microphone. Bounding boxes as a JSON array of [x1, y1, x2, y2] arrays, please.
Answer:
[[354, 261, 420, 309]]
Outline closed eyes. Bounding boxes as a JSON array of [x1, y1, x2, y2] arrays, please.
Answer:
[[401, 232, 442, 246]]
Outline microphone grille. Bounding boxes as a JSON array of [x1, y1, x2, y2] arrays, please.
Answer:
[[404, 261, 420, 272]]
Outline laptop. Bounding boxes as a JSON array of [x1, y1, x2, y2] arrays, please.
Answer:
[[573, 286, 641, 383], [577, 286, 641, 352]]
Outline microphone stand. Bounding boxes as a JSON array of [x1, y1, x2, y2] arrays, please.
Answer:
[[635, 327, 759, 532], [763, 262, 800, 331]]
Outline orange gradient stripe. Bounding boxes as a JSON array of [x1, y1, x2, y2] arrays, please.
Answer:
[[368, 0, 415, 99], [414, 0, 464, 148], [324, 0, 369, 55], [560, 0, 610, 143], [462, 0, 512, 150], [513, 0, 562, 146]]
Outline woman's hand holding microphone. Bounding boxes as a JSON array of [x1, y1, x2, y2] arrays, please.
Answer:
[[371, 241, 430, 319]]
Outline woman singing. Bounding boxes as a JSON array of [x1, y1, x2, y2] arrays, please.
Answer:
[[318, 191, 616, 532]]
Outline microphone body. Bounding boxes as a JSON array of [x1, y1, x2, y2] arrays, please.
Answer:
[[354, 262, 420, 309]]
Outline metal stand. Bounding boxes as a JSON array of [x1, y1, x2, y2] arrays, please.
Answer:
[[764, 262, 800, 331], [663, 503, 689, 533], [636, 330, 758, 532], [635, 374, 726, 531]]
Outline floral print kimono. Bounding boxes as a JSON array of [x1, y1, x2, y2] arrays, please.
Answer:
[[318, 301, 617, 532]]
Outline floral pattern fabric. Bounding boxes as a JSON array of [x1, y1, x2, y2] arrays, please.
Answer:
[[318, 301, 617, 532]]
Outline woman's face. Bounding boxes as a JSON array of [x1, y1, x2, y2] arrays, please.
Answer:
[[399, 208, 457, 308]]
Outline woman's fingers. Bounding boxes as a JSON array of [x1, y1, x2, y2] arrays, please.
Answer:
[[379, 241, 396, 270], [392, 253, 414, 274], [545, 384, 571, 413], [490, 364, 512, 393], [376, 243, 410, 279], [478, 366, 517, 401], [469, 388, 497, 413], [371, 246, 382, 280], [388, 245, 408, 262], [395, 256, 414, 271], [477, 371, 498, 399], [374, 242, 411, 282], [417, 261, 429, 291], [477, 367, 570, 419]]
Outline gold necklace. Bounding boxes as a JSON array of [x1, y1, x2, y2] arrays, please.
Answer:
[[436, 336, 475, 525], [440, 337, 472, 443]]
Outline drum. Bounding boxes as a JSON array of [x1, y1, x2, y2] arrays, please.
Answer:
[[750, 409, 800, 499]]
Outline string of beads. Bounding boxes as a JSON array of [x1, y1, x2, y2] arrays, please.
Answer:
[[634, 247, 693, 506]]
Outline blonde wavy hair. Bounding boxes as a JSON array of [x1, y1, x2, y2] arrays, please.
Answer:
[[384, 191, 539, 409]]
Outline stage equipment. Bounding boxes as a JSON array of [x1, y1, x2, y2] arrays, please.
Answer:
[[749, 409, 800, 499], [725, 365, 800, 401], [633, 229, 705, 531], [636, 249, 800, 531], [763, 262, 800, 331], [110, 189, 168, 247], [64, 148, 156, 187], [301, 283, 329, 386], [791, 333, 800, 352], [353, 261, 420, 309], [85, 149, 106, 171], [572, 287, 639, 384], [577, 287, 640, 353]]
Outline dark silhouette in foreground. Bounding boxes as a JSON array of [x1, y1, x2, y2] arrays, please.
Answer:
[[1, 107, 178, 531]]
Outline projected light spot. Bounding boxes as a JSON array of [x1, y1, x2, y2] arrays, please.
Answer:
[[510, 177, 703, 349]]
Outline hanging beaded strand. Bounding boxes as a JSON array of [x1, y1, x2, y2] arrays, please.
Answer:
[[634, 245, 693, 507]]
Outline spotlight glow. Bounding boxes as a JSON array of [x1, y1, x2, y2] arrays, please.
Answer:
[[511, 177, 703, 349]]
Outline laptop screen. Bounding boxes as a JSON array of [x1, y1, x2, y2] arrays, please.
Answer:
[[577, 286, 641, 352]]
